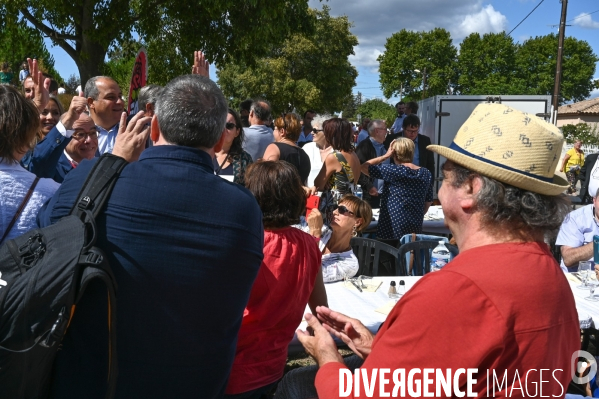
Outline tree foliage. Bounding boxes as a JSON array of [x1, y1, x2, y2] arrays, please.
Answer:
[[355, 99, 396, 127], [561, 123, 599, 145], [5, 0, 314, 85], [0, 16, 61, 84], [457, 32, 525, 95], [216, 7, 357, 115], [378, 29, 598, 104], [377, 28, 457, 100], [516, 34, 599, 104]]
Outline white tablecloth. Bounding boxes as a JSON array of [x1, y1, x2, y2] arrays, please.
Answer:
[[288, 274, 599, 354], [365, 208, 451, 236], [288, 277, 419, 353]]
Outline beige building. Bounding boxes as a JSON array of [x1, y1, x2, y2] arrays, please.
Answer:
[[557, 97, 599, 128]]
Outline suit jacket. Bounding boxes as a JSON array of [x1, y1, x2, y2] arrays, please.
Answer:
[[38, 146, 264, 399], [51, 153, 74, 183], [355, 138, 386, 204], [579, 152, 598, 204], [29, 126, 72, 180], [384, 133, 435, 180]]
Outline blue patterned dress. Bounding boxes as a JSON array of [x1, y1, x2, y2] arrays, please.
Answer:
[[368, 164, 433, 239]]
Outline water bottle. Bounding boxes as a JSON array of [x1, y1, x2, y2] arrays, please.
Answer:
[[430, 241, 451, 272], [594, 235, 599, 264], [355, 184, 363, 199]]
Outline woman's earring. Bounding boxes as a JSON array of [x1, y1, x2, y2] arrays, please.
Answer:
[[352, 225, 357, 237]]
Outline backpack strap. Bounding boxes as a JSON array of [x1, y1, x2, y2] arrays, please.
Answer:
[[0, 177, 39, 245], [69, 154, 128, 220]]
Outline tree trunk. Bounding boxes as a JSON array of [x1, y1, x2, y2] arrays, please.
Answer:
[[75, 40, 107, 88]]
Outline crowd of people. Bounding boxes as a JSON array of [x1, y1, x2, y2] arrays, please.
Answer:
[[0, 53, 588, 398]]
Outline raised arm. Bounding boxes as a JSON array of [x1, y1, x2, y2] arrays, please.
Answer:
[[360, 145, 394, 176], [191, 51, 210, 77], [27, 58, 50, 111]]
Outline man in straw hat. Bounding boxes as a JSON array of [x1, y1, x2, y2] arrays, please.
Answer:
[[295, 103, 579, 398]]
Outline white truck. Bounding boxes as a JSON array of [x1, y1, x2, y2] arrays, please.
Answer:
[[416, 95, 553, 195]]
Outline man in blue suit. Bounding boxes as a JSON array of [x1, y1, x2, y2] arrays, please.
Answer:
[[28, 95, 90, 181], [38, 73, 264, 398]]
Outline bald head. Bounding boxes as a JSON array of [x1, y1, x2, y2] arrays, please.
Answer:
[[85, 76, 124, 129]]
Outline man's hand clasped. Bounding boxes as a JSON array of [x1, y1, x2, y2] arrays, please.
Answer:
[[297, 306, 375, 366]]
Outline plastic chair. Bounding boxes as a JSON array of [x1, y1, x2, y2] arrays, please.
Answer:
[[350, 237, 402, 276], [397, 241, 459, 276]]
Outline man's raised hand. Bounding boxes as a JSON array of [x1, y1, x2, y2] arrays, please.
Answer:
[[61, 93, 89, 130], [192, 51, 210, 77], [28, 58, 50, 111], [112, 111, 152, 162]]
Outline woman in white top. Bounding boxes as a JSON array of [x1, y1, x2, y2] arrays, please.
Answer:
[[306, 194, 372, 282], [0, 68, 60, 242], [301, 114, 332, 187]]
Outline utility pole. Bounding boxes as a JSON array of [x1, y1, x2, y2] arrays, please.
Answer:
[[552, 0, 568, 121]]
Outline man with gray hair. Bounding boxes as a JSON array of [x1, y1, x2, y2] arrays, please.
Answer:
[[243, 99, 274, 161], [355, 119, 388, 207], [38, 74, 264, 398], [295, 103, 579, 398], [137, 84, 162, 117], [84, 76, 125, 154]]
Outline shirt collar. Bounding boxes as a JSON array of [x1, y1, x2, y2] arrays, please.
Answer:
[[96, 123, 119, 135], [138, 145, 215, 171]]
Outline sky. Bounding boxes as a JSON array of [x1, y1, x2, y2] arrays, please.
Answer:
[[46, 0, 599, 105]]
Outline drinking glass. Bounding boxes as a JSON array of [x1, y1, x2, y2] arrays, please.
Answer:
[[577, 261, 592, 289], [585, 272, 599, 302]]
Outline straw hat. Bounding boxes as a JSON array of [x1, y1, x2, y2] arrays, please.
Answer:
[[427, 103, 568, 196]]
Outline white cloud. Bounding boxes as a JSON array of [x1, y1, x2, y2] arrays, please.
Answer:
[[308, 0, 509, 68], [349, 47, 382, 71], [572, 13, 599, 29], [452, 4, 508, 41]]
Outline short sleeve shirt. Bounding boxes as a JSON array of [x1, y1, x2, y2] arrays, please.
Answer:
[[556, 204, 599, 270]]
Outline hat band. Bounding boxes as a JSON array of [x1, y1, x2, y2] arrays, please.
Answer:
[[448, 142, 554, 183]]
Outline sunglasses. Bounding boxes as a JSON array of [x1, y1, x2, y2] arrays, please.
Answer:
[[225, 122, 237, 130], [312, 128, 323, 133], [333, 204, 355, 216]]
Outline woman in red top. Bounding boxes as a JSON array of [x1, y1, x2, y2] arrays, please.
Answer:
[[225, 160, 327, 399]]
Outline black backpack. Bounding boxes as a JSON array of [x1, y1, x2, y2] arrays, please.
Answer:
[[0, 154, 127, 399]]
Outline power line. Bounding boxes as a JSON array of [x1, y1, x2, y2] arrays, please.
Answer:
[[508, 0, 545, 36], [567, 9, 599, 22]]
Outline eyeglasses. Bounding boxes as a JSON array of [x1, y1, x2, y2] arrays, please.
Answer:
[[225, 122, 237, 130], [333, 204, 355, 216], [72, 131, 98, 141], [312, 128, 323, 133]]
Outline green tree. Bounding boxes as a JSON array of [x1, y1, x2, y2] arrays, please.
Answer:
[[0, 17, 61, 84], [355, 99, 396, 127], [6, 0, 314, 84], [561, 123, 599, 145], [516, 34, 598, 104], [217, 7, 357, 115], [340, 92, 361, 121], [378, 28, 457, 100], [456, 32, 525, 95]]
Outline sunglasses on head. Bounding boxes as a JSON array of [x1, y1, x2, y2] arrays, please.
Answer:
[[225, 122, 237, 130], [333, 204, 355, 216]]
